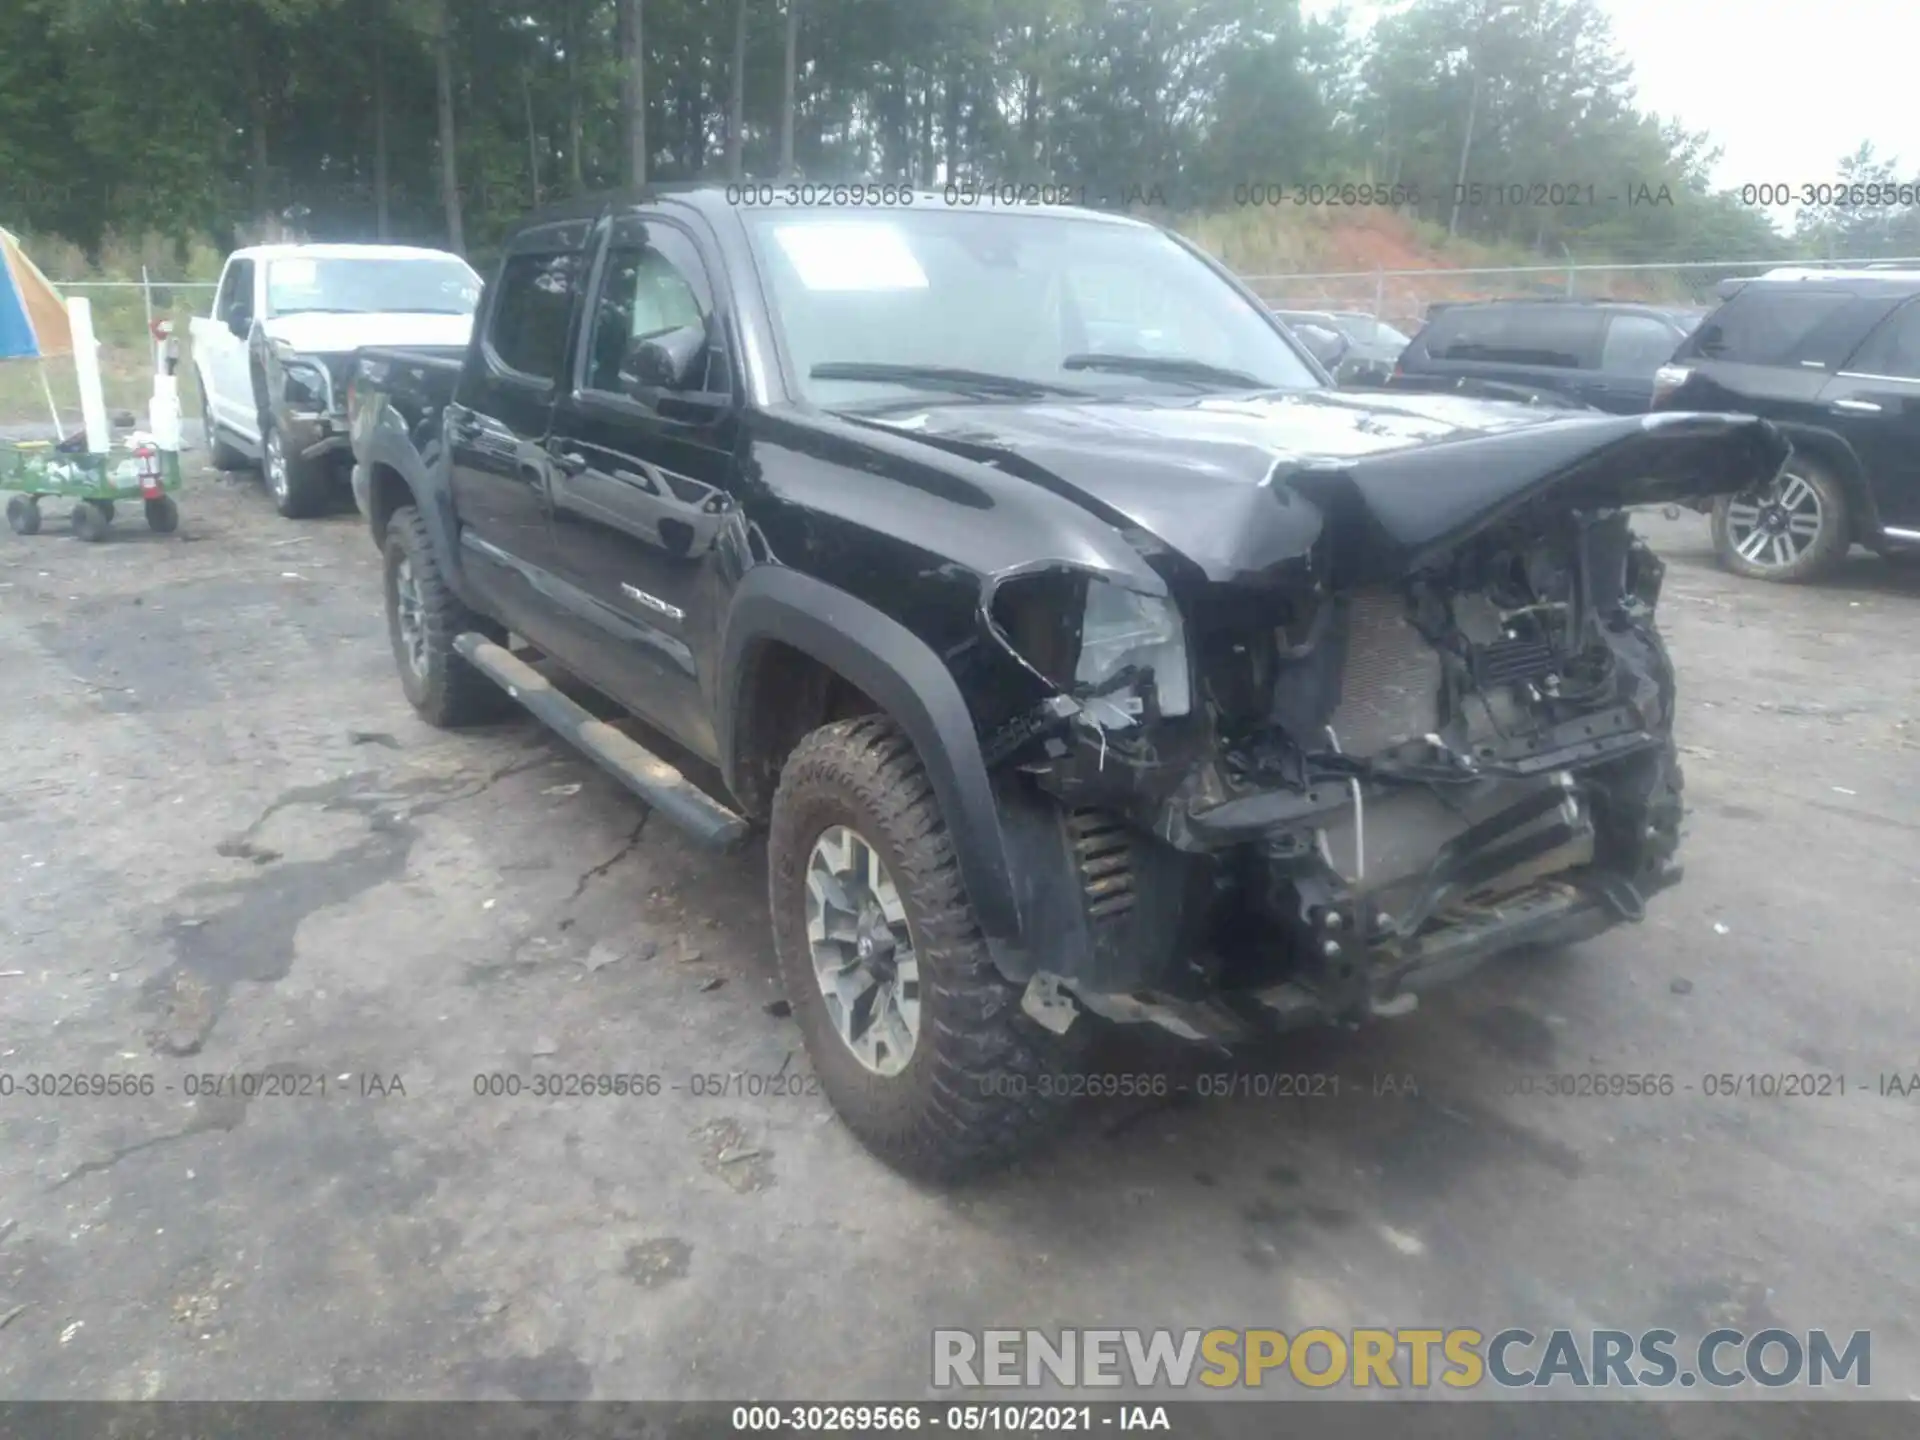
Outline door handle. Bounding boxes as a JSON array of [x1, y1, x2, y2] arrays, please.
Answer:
[[1832, 398, 1883, 413]]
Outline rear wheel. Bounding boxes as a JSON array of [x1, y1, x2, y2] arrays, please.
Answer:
[[1712, 457, 1850, 583], [769, 717, 1087, 1182], [198, 383, 246, 470], [382, 505, 513, 727], [70, 501, 109, 543], [6, 496, 41, 535]]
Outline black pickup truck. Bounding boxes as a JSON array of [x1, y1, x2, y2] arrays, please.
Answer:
[[347, 186, 1786, 1181]]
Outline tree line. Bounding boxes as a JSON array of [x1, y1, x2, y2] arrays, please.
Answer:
[[2, 0, 1913, 268]]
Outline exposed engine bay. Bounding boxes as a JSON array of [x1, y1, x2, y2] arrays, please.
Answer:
[[978, 505, 1687, 1042]]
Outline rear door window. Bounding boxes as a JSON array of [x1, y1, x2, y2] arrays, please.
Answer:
[[1679, 287, 1895, 370], [486, 251, 587, 384], [1599, 313, 1682, 375], [1421, 306, 1603, 369], [1839, 299, 1920, 379]]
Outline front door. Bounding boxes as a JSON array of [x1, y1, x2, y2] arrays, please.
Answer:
[[445, 220, 593, 648], [545, 213, 741, 760], [1823, 297, 1920, 531], [207, 258, 257, 437]]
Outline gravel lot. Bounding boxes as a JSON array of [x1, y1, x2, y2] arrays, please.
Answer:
[[2, 442, 1917, 1424]]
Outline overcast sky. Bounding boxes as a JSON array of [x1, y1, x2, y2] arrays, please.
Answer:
[[1311, 0, 1915, 230]]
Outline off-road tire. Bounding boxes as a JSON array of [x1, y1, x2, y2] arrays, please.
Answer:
[[145, 495, 180, 534], [382, 505, 513, 727], [198, 383, 246, 470], [6, 496, 40, 536], [263, 413, 328, 520], [1711, 456, 1850, 584], [769, 716, 1089, 1182]]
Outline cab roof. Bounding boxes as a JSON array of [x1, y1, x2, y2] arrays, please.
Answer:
[[227, 242, 474, 265], [502, 182, 1155, 243]]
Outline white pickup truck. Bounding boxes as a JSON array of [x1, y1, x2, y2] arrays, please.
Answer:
[[190, 243, 481, 517]]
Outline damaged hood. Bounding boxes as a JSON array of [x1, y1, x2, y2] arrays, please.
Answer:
[[863, 389, 1788, 586]]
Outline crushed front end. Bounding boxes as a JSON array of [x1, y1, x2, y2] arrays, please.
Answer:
[[978, 497, 1696, 1046]]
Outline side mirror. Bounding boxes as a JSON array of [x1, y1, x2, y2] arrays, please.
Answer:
[[1295, 323, 1350, 373], [621, 325, 708, 394], [227, 312, 250, 341]]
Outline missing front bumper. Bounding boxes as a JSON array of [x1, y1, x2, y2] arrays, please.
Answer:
[[1059, 860, 1681, 1047]]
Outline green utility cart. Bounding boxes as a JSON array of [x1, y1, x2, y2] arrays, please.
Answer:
[[4, 438, 182, 541]]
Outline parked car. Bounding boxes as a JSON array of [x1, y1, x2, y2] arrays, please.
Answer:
[[349, 187, 1784, 1181], [1387, 298, 1695, 413], [190, 243, 482, 517], [1273, 309, 1411, 385], [1652, 266, 1920, 582]]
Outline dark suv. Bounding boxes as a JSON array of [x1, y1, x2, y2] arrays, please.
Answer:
[[1651, 267, 1920, 582], [1390, 299, 1698, 412]]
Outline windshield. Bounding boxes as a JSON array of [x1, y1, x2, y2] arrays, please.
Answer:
[[744, 209, 1322, 406], [265, 256, 481, 317]]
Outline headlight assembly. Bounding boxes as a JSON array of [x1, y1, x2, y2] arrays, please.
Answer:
[[1075, 579, 1192, 718], [272, 342, 331, 410]]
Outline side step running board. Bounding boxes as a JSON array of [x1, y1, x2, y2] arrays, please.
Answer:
[[454, 633, 750, 851]]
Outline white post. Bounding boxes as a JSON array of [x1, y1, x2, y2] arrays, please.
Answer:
[[142, 265, 158, 372], [67, 296, 111, 455]]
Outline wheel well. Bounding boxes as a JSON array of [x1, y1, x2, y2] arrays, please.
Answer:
[[730, 639, 880, 819], [1782, 430, 1881, 541], [366, 463, 413, 543]]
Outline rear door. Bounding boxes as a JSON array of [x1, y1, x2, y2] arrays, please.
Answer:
[[544, 212, 742, 760], [1401, 304, 1605, 403], [1590, 311, 1685, 411], [446, 218, 593, 648], [1821, 297, 1920, 530]]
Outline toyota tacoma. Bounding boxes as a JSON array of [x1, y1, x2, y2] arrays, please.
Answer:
[[347, 187, 1787, 1181]]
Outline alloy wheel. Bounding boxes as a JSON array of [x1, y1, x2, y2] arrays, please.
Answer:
[[803, 824, 921, 1077], [265, 428, 289, 501], [392, 555, 429, 679], [1724, 470, 1824, 570]]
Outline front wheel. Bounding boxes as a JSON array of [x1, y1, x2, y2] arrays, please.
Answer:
[[382, 506, 514, 727], [145, 495, 180, 534], [768, 717, 1088, 1182], [6, 496, 41, 535], [262, 415, 328, 519], [1711, 458, 1850, 583]]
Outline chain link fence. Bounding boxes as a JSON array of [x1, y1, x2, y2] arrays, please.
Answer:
[[1241, 257, 1920, 336], [0, 278, 217, 429]]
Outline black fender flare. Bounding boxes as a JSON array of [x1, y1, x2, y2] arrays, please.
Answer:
[[358, 424, 469, 604], [718, 566, 1024, 947]]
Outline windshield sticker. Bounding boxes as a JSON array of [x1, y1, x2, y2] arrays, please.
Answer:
[[271, 258, 318, 288], [772, 223, 929, 292]]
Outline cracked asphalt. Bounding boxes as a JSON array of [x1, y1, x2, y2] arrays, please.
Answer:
[[1, 444, 1918, 1427]]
